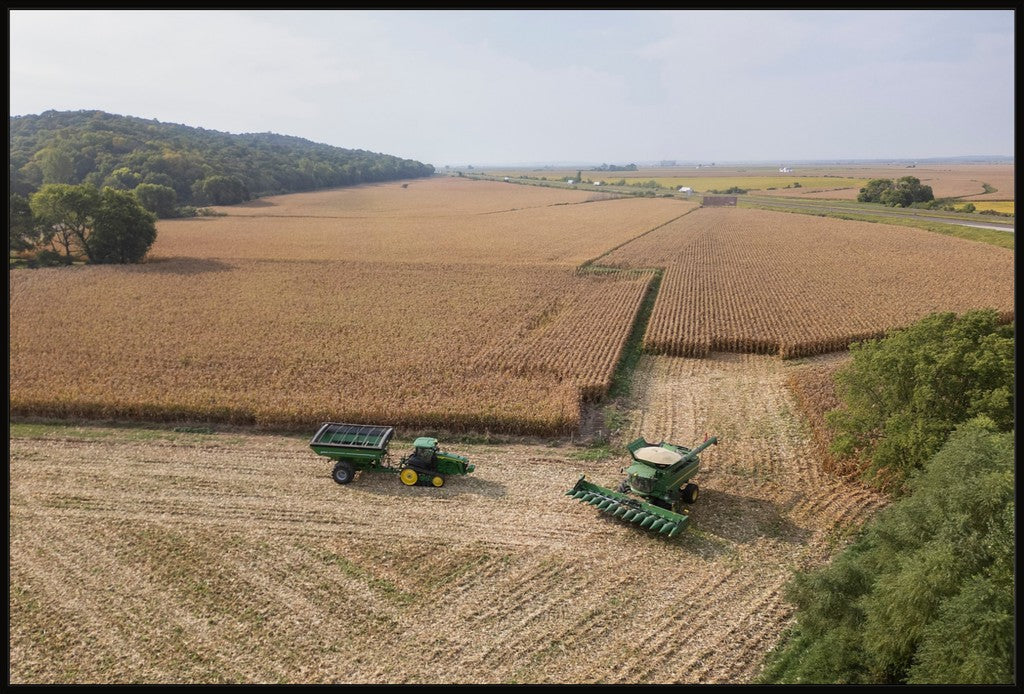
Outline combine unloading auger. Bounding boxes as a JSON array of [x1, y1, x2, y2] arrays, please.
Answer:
[[566, 435, 718, 538]]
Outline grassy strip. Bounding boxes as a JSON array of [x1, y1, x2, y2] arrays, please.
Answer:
[[608, 270, 662, 399], [744, 203, 1014, 250]]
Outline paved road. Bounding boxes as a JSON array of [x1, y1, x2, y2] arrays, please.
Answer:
[[742, 196, 1015, 234]]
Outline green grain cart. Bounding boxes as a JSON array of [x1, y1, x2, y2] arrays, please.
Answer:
[[566, 435, 718, 538], [309, 422, 474, 487]]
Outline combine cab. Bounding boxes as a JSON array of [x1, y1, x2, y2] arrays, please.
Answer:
[[310, 422, 474, 487], [566, 435, 718, 538]]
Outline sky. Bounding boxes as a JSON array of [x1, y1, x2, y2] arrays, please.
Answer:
[[8, 9, 1016, 168]]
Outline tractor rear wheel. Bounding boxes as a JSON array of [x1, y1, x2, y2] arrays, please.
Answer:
[[681, 483, 699, 504], [431, 475, 444, 487], [400, 468, 419, 486], [332, 461, 355, 485]]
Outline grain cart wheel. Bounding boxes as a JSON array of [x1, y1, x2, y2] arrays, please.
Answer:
[[400, 468, 419, 486], [681, 483, 699, 504], [431, 475, 444, 487], [332, 460, 355, 485]]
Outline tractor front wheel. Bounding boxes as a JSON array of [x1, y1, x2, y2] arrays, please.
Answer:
[[400, 468, 419, 486], [681, 483, 699, 504], [332, 460, 355, 485]]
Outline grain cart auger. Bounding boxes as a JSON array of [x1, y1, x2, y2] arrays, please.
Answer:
[[309, 422, 474, 487], [565, 435, 718, 538]]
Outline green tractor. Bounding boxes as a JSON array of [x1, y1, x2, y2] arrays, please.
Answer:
[[309, 423, 474, 487], [566, 435, 718, 538]]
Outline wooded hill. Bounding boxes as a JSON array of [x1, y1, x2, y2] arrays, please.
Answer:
[[9, 110, 435, 206]]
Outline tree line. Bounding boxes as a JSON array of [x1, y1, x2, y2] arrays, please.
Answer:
[[9, 110, 436, 266], [10, 110, 435, 215], [759, 309, 1014, 684]]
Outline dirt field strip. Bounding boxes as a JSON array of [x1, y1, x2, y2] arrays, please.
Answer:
[[10, 350, 886, 684]]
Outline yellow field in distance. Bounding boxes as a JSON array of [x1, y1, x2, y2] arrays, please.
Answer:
[[959, 200, 1014, 214]]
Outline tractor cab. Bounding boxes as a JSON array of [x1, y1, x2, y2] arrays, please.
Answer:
[[407, 437, 439, 470]]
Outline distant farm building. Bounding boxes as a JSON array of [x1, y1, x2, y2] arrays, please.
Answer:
[[678, 186, 693, 197], [593, 181, 602, 186], [702, 195, 737, 207], [779, 167, 793, 173]]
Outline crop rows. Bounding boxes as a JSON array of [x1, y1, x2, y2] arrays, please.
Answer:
[[10, 178, 698, 436], [605, 207, 1014, 359], [474, 270, 656, 400], [10, 260, 655, 436], [155, 179, 692, 268]]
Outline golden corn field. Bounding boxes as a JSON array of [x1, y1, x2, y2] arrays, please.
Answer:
[[9, 178, 1014, 435], [10, 179, 691, 435], [602, 207, 1014, 358]]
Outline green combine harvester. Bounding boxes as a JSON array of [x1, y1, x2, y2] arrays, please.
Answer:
[[566, 435, 719, 538], [309, 422, 474, 487]]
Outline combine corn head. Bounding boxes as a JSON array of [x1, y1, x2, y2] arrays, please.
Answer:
[[566, 435, 718, 538]]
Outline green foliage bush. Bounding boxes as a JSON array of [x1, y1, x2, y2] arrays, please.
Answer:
[[90, 187, 158, 263], [858, 176, 933, 207], [826, 310, 1013, 492], [759, 419, 1014, 684], [133, 183, 179, 218]]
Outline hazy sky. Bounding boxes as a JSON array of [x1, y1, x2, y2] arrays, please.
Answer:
[[9, 9, 1015, 167]]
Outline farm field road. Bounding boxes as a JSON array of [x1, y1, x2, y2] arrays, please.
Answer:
[[9, 353, 886, 684]]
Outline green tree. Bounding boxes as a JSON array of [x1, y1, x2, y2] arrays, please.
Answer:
[[90, 187, 158, 263], [38, 145, 76, 184], [760, 419, 1014, 684], [826, 310, 1013, 491], [895, 176, 933, 203], [857, 178, 894, 203], [133, 183, 179, 218], [103, 166, 142, 190], [8, 193, 41, 252], [28, 183, 101, 263], [192, 174, 248, 205], [859, 176, 933, 207]]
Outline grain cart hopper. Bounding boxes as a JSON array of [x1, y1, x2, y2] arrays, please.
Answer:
[[309, 422, 474, 487], [565, 435, 718, 538]]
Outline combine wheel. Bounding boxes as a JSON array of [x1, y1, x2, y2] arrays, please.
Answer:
[[400, 468, 419, 486], [332, 460, 355, 485], [431, 475, 445, 487], [681, 483, 699, 504], [616, 478, 630, 493]]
